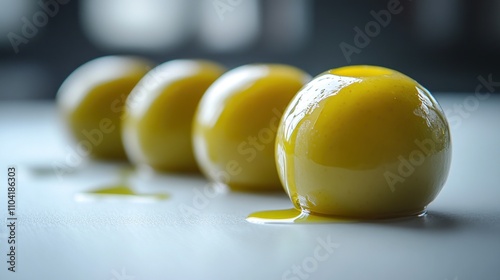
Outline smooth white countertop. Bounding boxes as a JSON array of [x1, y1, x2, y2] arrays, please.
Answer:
[[0, 94, 499, 280]]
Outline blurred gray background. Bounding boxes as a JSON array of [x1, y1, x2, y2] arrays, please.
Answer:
[[1, 0, 499, 100]]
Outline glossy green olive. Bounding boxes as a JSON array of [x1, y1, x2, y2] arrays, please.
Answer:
[[122, 60, 225, 172], [193, 64, 310, 191], [57, 56, 153, 160], [276, 65, 452, 218]]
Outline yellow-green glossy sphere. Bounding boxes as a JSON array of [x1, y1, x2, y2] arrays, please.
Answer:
[[276, 65, 452, 218], [122, 60, 225, 172], [193, 64, 310, 191], [57, 56, 153, 160]]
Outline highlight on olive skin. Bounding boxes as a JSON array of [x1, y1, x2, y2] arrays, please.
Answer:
[[56, 55, 154, 160], [121, 59, 226, 173], [192, 64, 311, 192], [275, 65, 452, 219]]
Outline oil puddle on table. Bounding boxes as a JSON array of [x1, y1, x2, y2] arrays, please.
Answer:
[[247, 208, 427, 225], [247, 208, 354, 224], [75, 167, 169, 203]]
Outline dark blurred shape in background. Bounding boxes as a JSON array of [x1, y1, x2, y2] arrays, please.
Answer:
[[0, 0, 499, 100]]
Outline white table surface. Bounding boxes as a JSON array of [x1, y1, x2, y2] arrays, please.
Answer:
[[0, 94, 499, 280]]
